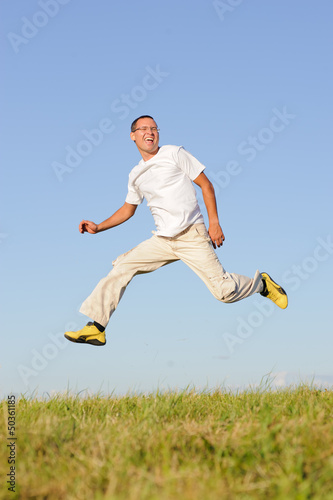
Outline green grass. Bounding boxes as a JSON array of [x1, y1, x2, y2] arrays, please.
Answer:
[[1, 386, 333, 499]]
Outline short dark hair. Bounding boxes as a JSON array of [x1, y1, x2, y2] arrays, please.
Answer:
[[131, 115, 156, 132]]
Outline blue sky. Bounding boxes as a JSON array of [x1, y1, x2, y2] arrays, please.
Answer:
[[1, 0, 333, 398]]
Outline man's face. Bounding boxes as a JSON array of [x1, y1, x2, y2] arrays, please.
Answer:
[[130, 117, 159, 160]]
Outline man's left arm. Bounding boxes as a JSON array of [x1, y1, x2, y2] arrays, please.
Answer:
[[193, 172, 225, 249]]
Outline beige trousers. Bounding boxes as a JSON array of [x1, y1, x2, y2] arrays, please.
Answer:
[[80, 223, 263, 328]]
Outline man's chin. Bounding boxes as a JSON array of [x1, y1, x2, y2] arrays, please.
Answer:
[[143, 145, 159, 154]]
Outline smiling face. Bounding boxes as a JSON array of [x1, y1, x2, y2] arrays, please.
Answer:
[[130, 117, 160, 161]]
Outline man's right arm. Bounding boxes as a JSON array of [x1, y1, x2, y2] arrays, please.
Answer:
[[79, 202, 137, 234]]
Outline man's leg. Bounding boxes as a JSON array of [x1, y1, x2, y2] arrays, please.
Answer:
[[65, 235, 178, 345], [174, 224, 263, 303], [79, 235, 177, 326]]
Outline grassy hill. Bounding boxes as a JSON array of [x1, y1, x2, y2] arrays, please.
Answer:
[[1, 386, 333, 499]]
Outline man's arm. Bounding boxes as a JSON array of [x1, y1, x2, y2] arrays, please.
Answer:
[[193, 172, 225, 249], [79, 202, 137, 234]]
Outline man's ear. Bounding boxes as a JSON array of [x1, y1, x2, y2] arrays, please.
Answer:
[[130, 132, 136, 142]]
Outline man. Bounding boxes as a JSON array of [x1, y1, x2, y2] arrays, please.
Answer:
[[65, 115, 287, 346]]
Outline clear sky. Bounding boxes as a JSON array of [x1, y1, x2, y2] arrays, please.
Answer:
[[1, 0, 333, 398]]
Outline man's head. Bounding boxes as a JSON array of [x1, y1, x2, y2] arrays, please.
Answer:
[[130, 115, 159, 161]]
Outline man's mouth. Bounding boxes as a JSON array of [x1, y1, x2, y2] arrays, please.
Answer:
[[145, 137, 154, 144]]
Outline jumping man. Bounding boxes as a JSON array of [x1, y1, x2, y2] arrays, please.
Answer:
[[65, 115, 287, 346]]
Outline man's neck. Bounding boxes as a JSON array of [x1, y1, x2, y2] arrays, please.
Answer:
[[140, 146, 160, 162]]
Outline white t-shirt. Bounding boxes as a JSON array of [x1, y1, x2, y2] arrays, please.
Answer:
[[125, 145, 205, 237]]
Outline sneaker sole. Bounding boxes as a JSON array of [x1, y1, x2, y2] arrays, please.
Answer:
[[261, 272, 288, 309], [262, 273, 287, 296], [64, 334, 106, 346]]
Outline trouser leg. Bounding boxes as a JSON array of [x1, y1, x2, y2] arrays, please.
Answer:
[[175, 224, 263, 303], [79, 235, 178, 327]]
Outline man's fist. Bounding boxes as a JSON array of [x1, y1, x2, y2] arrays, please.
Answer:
[[79, 220, 99, 234]]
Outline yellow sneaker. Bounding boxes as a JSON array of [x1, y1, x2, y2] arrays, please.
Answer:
[[64, 322, 106, 346], [260, 272, 288, 309]]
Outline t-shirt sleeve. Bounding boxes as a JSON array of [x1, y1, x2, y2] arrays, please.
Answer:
[[177, 146, 206, 180], [125, 174, 144, 205]]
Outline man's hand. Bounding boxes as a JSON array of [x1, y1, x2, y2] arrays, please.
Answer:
[[209, 222, 225, 249], [79, 220, 99, 234]]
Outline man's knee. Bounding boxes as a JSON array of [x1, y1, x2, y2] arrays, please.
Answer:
[[210, 275, 237, 302]]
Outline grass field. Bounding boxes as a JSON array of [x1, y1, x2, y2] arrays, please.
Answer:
[[1, 385, 333, 499]]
